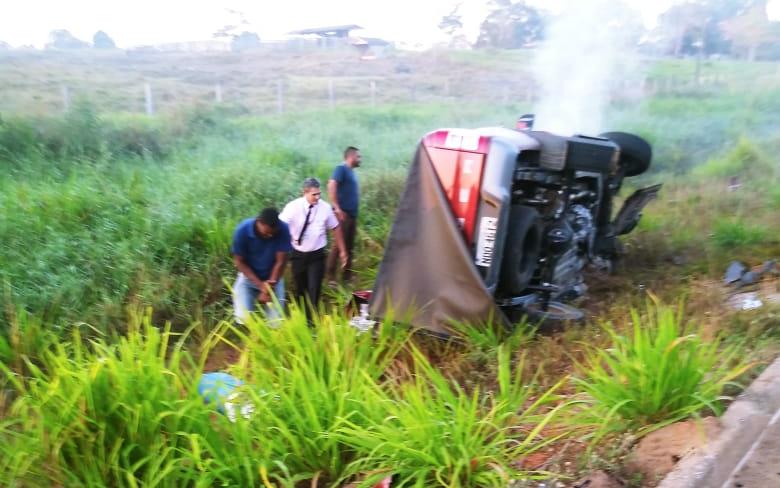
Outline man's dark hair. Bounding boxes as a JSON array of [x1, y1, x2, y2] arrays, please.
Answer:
[[303, 177, 321, 190], [344, 146, 359, 159], [257, 207, 280, 228]]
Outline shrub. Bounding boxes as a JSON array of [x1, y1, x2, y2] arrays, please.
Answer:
[[573, 305, 752, 434], [0, 314, 219, 487], [770, 185, 780, 209], [0, 115, 40, 163], [337, 345, 569, 486], [0, 307, 577, 487], [103, 117, 170, 158], [711, 219, 768, 250], [693, 138, 772, 179]]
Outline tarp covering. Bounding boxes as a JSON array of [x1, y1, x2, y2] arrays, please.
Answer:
[[369, 144, 508, 335]]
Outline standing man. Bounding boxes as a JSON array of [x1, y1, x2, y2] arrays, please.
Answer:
[[326, 146, 361, 285], [280, 178, 348, 316], [231, 208, 292, 324]]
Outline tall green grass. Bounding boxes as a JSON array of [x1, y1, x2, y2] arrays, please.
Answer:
[[337, 346, 569, 487], [573, 305, 753, 435], [1, 103, 500, 329], [0, 311, 218, 487], [712, 219, 769, 250], [3, 84, 780, 329], [0, 307, 573, 486]]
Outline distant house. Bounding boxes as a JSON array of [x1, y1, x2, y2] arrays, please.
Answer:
[[288, 24, 362, 48], [350, 36, 392, 59]]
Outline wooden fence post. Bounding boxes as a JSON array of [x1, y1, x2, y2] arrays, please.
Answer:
[[144, 82, 154, 116]]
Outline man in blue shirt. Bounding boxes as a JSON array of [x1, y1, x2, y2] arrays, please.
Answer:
[[231, 208, 292, 324], [326, 146, 361, 285]]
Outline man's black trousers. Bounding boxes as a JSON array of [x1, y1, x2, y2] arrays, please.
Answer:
[[290, 248, 326, 318]]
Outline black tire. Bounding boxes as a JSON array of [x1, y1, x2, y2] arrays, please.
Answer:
[[600, 131, 652, 177], [498, 205, 542, 296]]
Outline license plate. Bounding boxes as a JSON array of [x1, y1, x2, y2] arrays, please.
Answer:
[[475, 217, 497, 267]]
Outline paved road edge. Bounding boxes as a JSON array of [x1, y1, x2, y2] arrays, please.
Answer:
[[658, 356, 780, 488]]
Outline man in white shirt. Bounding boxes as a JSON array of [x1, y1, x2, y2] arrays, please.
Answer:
[[280, 178, 348, 319]]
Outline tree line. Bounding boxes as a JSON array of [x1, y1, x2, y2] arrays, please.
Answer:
[[4, 0, 779, 61], [441, 0, 780, 61]]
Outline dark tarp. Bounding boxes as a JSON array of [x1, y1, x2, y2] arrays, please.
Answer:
[[369, 144, 508, 335]]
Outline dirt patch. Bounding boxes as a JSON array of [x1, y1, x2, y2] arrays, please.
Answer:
[[625, 417, 722, 486], [202, 343, 241, 372], [572, 470, 624, 488]]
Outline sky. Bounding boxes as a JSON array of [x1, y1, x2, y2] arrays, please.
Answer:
[[0, 0, 776, 49]]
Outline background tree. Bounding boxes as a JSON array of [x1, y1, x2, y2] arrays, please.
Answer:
[[476, 0, 544, 49], [45, 30, 89, 50], [722, 1, 780, 60], [213, 8, 251, 41], [438, 2, 470, 48], [653, 0, 761, 57], [93, 31, 116, 49], [230, 31, 261, 51], [655, 2, 708, 57]]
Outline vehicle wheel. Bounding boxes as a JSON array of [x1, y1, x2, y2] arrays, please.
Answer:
[[524, 301, 584, 324], [600, 131, 652, 177], [498, 205, 542, 296]]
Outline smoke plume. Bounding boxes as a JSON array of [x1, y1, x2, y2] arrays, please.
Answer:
[[532, 0, 642, 136]]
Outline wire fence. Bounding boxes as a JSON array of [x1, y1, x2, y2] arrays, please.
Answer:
[[3, 50, 779, 117], [12, 75, 768, 118]]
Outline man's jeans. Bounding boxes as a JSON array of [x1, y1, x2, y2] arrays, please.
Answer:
[[232, 273, 285, 324]]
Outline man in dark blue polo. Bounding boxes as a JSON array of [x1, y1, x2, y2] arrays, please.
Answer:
[[231, 208, 292, 324], [326, 146, 361, 285]]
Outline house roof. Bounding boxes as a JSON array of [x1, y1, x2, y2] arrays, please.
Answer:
[[288, 24, 362, 36]]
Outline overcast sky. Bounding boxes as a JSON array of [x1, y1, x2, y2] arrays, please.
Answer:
[[1, 0, 776, 48]]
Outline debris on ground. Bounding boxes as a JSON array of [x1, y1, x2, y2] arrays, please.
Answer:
[[198, 372, 255, 422], [624, 417, 721, 486], [724, 261, 747, 284], [349, 298, 377, 332], [572, 470, 624, 488], [722, 260, 780, 310], [726, 292, 764, 311], [343, 475, 393, 488]]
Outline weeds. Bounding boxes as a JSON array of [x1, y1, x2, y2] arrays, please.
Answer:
[[712, 219, 768, 250], [0, 312, 218, 487], [337, 346, 570, 487], [0, 306, 581, 487], [573, 304, 753, 435], [1, 53, 779, 486]]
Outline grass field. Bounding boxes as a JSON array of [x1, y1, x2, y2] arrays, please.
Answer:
[[1, 49, 779, 486]]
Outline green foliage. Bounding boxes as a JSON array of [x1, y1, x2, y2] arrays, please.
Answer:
[[771, 185, 780, 209], [0, 115, 40, 163], [693, 137, 772, 178], [0, 312, 220, 487], [0, 307, 571, 486], [0, 305, 58, 374], [225, 307, 411, 484], [2, 104, 482, 327], [711, 218, 768, 249], [450, 318, 535, 357], [573, 305, 752, 434], [0, 103, 244, 168], [337, 346, 569, 487]]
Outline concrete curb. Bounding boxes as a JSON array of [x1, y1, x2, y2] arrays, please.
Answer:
[[658, 357, 780, 488]]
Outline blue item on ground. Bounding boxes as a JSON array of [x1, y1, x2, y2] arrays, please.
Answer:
[[198, 372, 243, 414]]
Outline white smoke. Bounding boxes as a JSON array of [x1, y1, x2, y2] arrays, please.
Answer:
[[532, 0, 643, 136]]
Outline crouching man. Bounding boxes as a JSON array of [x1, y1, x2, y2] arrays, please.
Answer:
[[231, 208, 292, 324]]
